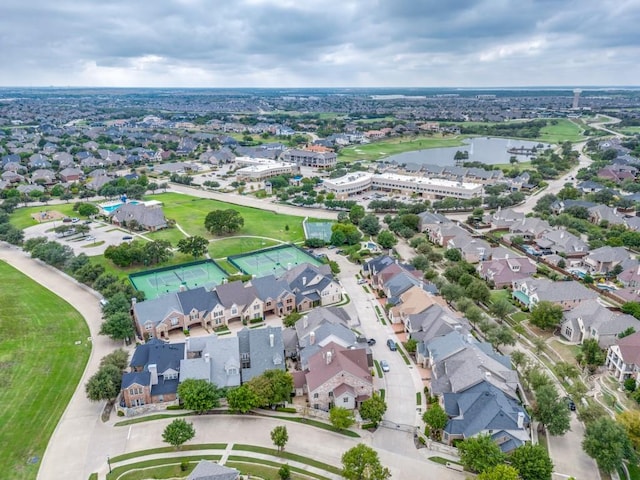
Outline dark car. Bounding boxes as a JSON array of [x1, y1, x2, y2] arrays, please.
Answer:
[[367, 338, 376, 346], [387, 339, 397, 351], [122, 235, 133, 241], [565, 397, 576, 411]]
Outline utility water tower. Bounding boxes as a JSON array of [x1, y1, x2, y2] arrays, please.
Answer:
[[572, 89, 582, 109]]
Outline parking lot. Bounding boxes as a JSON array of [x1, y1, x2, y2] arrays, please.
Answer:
[[23, 219, 143, 256]]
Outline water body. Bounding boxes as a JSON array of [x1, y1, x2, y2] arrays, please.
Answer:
[[384, 137, 552, 167]]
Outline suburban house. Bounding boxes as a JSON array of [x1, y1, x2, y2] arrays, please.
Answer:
[[442, 382, 530, 452], [619, 263, 640, 288], [485, 208, 525, 230], [132, 263, 339, 340], [535, 229, 589, 258], [237, 326, 286, 382], [582, 246, 632, 275], [447, 235, 491, 263], [428, 224, 469, 247], [417, 211, 451, 232], [388, 285, 447, 325], [187, 461, 239, 480], [511, 277, 598, 310], [550, 199, 596, 215], [180, 334, 241, 388], [477, 257, 537, 288], [58, 167, 83, 183], [588, 205, 626, 227], [110, 203, 168, 231], [560, 299, 638, 348], [606, 331, 640, 383], [304, 342, 373, 411], [121, 339, 185, 408]]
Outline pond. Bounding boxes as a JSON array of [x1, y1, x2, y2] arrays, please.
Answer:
[[385, 137, 552, 167]]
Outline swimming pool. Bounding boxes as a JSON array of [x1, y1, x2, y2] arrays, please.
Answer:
[[101, 200, 141, 214]]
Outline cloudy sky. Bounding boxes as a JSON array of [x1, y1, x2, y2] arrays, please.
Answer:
[[1, 0, 639, 88]]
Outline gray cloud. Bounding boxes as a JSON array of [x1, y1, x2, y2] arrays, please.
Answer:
[[0, 0, 638, 87]]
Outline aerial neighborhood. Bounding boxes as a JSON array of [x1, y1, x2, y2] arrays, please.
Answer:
[[4, 87, 640, 480]]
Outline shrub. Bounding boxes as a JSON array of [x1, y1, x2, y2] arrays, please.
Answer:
[[275, 407, 297, 413], [249, 318, 263, 324], [180, 461, 190, 472]]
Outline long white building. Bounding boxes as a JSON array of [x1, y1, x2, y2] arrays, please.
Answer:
[[235, 156, 298, 181], [322, 172, 483, 199]]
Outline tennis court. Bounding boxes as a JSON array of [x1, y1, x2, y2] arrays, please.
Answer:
[[303, 219, 334, 242], [129, 260, 228, 299], [228, 244, 323, 278]]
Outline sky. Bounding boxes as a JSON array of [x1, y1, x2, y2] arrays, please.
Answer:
[[1, 0, 639, 88]]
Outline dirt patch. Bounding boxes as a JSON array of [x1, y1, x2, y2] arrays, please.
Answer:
[[31, 210, 66, 223]]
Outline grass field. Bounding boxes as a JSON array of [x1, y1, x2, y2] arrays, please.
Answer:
[[0, 261, 90, 480], [9, 203, 78, 230], [536, 119, 585, 143], [144, 193, 308, 242], [209, 237, 281, 259], [337, 135, 466, 162]]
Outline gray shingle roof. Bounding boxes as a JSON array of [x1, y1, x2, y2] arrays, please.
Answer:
[[187, 460, 239, 480], [237, 326, 285, 382]]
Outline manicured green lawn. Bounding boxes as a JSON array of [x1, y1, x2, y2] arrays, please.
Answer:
[[144, 193, 308, 242], [9, 203, 78, 230], [209, 237, 281, 259], [89, 251, 202, 282], [490, 289, 511, 303], [536, 119, 585, 144], [145, 227, 187, 245], [338, 135, 466, 162], [0, 261, 90, 480]]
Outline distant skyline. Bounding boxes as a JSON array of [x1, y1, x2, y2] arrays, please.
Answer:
[[1, 0, 639, 88]]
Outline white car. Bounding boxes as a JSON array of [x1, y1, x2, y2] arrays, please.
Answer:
[[380, 360, 390, 372]]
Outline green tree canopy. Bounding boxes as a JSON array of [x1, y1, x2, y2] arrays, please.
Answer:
[[377, 230, 397, 249], [533, 384, 571, 436], [359, 393, 387, 427], [477, 464, 520, 480], [177, 378, 221, 413], [226, 385, 259, 413], [330, 406, 355, 430], [422, 403, 449, 439], [270, 425, 289, 452], [99, 348, 129, 372], [177, 235, 209, 258], [85, 364, 122, 402], [246, 369, 293, 407], [583, 417, 637, 473], [359, 214, 381, 236], [349, 205, 366, 225], [509, 443, 554, 480], [458, 434, 505, 474], [530, 301, 564, 330], [162, 419, 196, 450], [99, 311, 135, 341], [341, 443, 391, 480], [205, 209, 244, 235]]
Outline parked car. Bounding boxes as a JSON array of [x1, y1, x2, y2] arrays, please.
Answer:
[[357, 279, 367, 285], [71, 217, 80, 223], [565, 397, 576, 411], [122, 235, 133, 241], [387, 339, 397, 351], [380, 360, 390, 372], [367, 338, 376, 346]]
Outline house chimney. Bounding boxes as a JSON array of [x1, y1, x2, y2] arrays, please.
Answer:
[[204, 353, 210, 363], [269, 333, 274, 347], [517, 411, 525, 429], [185, 338, 190, 358], [148, 364, 158, 385], [485, 372, 492, 379], [302, 276, 307, 286], [326, 350, 332, 364], [287, 262, 292, 270], [309, 331, 315, 345], [179, 284, 186, 292]]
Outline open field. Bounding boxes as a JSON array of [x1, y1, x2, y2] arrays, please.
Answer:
[[618, 126, 640, 135], [337, 135, 466, 162], [536, 119, 585, 143], [90, 251, 201, 282], [0, 261, 90, 480], [10, 203, 78, 230], [145, 193, 309, 242], [209, 237, 281, 259]]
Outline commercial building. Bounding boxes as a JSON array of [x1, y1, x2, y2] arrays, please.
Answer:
[[281, 149, 337, 169], [234, 156, 298, 181]]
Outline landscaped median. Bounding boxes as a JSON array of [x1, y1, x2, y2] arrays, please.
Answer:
[[103, 443, 340, 480]]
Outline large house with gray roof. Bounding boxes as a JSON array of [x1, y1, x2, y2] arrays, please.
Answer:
[[512, 277, 598, 310], [110, 203, 167, 231]]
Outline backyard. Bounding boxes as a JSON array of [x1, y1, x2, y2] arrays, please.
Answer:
[[0, 261, 90, 480]]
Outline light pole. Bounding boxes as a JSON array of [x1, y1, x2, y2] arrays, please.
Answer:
[[107, 455, 112, 474]]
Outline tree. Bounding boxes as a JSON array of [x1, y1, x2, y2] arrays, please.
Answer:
[[226, 385, 259, 413], [530, 301, 563, 330], [583, 417, 637, 473], [99, 312, 135, 341], [618, 410, 640, 452], [478, 464, 520, 480], [85, 364, 121, 402], [204, 209, 244, 235], [278, 464, 291, 480], [533, 384, 571, 435], [376, 230, 397, 249], [509, 443, 554, 480], [577, 402, 608, 426], [510, 350, 528, 371], [349, 205, 365, 225], [177, 379, 221, 413], [465, 280, 491, 304], [246, 369, 293, 407], [77, 203, 99, 217], [99, 348, 129, 371], [177, 235, 209, 258], [577, 338, 605, 373], [359, 214, 381, 236], [162, 419, 195, 450], [330, 406, 355, 430], [422, 403, 448, 440], [341, 443, 391, 480], [486, 326, 516, 349], [444, 248, 462, 262], [143, 240, 173, 265], [270, 425, 289, 453], [489, 298, 515, 321], [553, 361, 580, 381], [458, 434, 505, 474], [359, 393, 387, 427]]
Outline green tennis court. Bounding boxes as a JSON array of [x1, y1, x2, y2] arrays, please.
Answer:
[[129, 260, 228, 299], [303, 219, 334, 242], [228, 244, 323, 278]]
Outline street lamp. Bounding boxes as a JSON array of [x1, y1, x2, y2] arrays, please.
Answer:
[[107, 455, 112, 474]]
